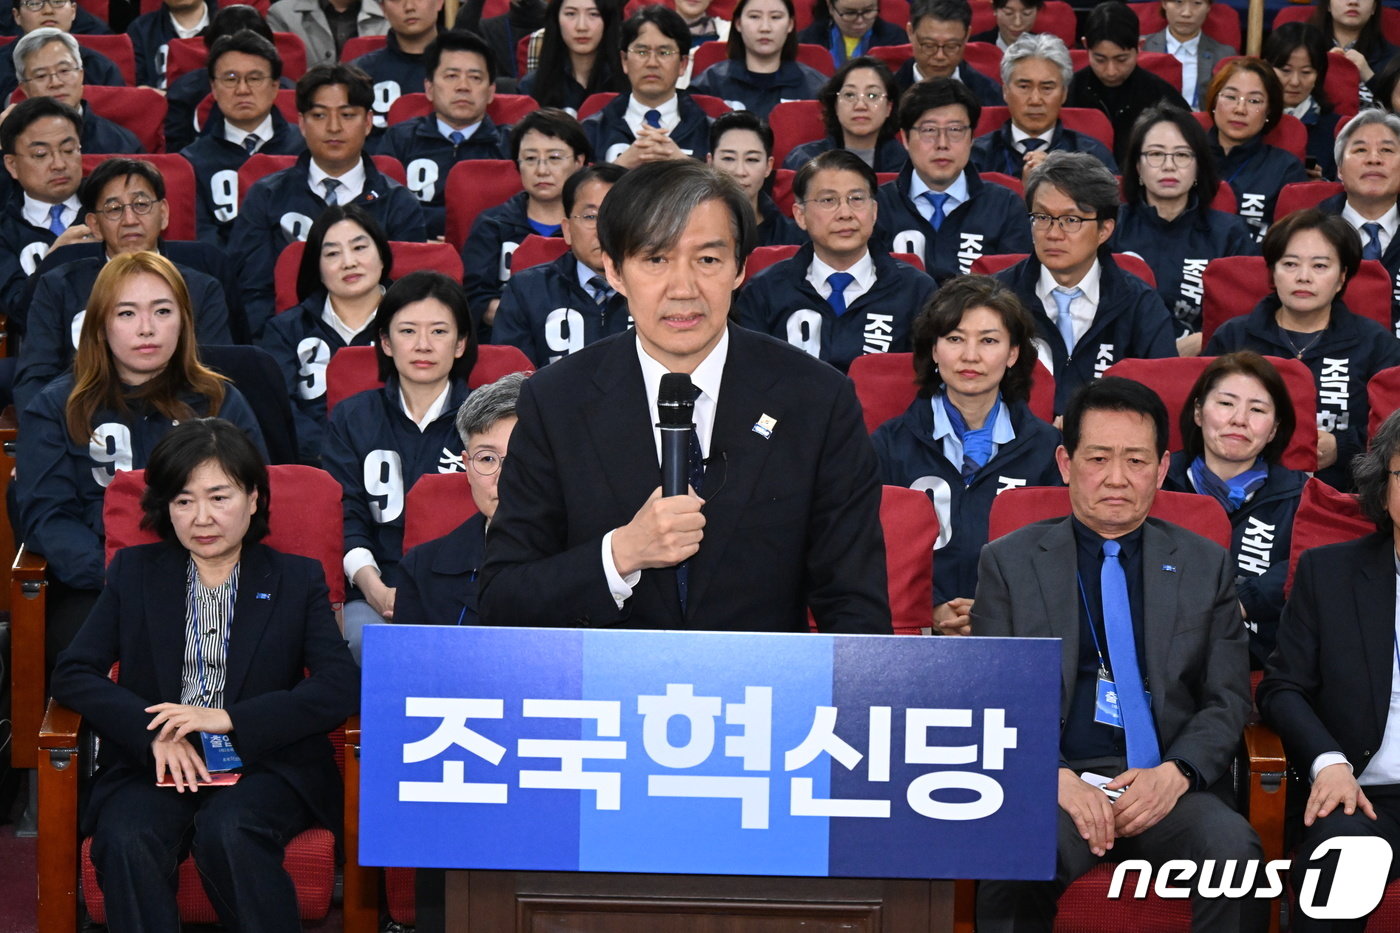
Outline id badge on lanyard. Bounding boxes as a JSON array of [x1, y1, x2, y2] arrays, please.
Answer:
[[1094, 669, 1151, 729]]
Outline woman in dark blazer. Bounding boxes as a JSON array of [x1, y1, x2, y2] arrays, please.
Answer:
[[1258, 407, 1400, 932], [50, 417, 359, 933]]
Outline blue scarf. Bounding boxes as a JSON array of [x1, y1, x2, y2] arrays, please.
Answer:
[[943, 395, 1001, 481], [1189, 456, 1268, 513]]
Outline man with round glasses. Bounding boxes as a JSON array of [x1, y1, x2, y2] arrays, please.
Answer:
[[14, 157, 234, 413], [181, 30, 307, 247], [582, 5, 712, 165], [895, 0, 1002, 104], [994, 151, 1175, 416], [737, 148, 933, 371], [797, 0, 903, 68], [4, 28, 138, 155], [875, 77, 1029, 283], [0, 1, 122, 102]]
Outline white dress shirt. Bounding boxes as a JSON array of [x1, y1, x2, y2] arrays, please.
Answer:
[[1011, 122, 1054, 152], [806, 249, 877, 307], [623, 93, 681, 137], [223, 112, 275, 152], [308, 157, 367, 204], [22, 192, 81, 230], [909, 169, 969, 223], [601, 329, 730, 604], [1165, 32, 1200, 105], [320, 293, 380, 344]]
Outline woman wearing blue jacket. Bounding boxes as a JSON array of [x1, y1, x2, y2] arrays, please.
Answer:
[[323, 271, 477, 662], [871, 274, 1060, 636], [782, 56, 907, 172], [1206, 209, 1400, 491], [1112, 105, 1258, 356], [260, 205, 392, 464], [1163, 351, 1306, 667], [690, 0, 826, 118], [17, 252, 267, 664], [1263, 23, 1343, 180]]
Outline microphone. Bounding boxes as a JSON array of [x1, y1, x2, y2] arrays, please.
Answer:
[[657, 372, 695, 498]]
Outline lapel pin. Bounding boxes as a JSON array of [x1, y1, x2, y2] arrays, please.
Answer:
[[752, 413, 778, 439], [1161, 565, 1177, 573], [256, 592, 272, 600]]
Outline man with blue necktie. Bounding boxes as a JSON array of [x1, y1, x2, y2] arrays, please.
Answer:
[[971, 376, 1265, 933]]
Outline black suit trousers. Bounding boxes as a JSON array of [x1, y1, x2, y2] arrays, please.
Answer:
[[1291, 783, 1400, 933], [88, 769, 313, 933]]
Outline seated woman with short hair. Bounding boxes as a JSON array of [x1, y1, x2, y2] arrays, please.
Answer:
[[782, 56, 907, 172], [50, 417, 359, 933]]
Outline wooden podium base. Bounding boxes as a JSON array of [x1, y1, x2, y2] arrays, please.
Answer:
[[444, 870, 954, 932]]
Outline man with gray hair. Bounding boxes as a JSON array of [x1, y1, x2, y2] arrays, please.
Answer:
[[971, 32, 1117, 181], [394, 371, 528, 628], [1317, 108, 1400, 332], [480, 158, 891, 634], [0, 0, 124, 103], [5, 28, 140, 154], [994, 151, 1175, 415]]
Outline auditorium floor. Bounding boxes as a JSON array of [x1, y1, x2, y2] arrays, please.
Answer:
[[0, 823, 36, 933]]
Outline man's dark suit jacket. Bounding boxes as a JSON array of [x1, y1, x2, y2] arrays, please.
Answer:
[[1259, 533, 1397, 779], [479, 325, 891, 634], [971, 515, 1250, 786], [51, 542, 361, 835]]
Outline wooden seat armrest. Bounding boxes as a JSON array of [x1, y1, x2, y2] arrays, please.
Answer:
[[39, 700, 81, 749], [13, 543, 48, 579], [1245, 721, 1287, 774], [11, 543, 48, 769], [345, 715, 360, 751]]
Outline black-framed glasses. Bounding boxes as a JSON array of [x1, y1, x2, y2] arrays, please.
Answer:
[[214, 70, 272, 89], [831, 4, 877, 20], [908, 123, 970, 143], [1028, 212, 1098, 233]]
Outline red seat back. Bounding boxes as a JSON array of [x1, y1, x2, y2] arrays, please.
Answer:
[[1200, 256, 1392, 346], [744, 243, 800, 278], [866, 43, 912, 74], [167, 33, 308, 86], [1285, 476, 1370, 596], [274, 240, 465, 313], [974, 105, 1115, 154], [1104, 355, 1319, 471], [341, 34, 388, 63], [770, 98, 826, 166], [690, 93, 732, 117], [1032, 0, 1078, 45], [85, 86, 166, 152], [1275, 180, 1344, 220], [849, 351, 1056, 432], [880, 485, 938, 635], [76, 34, 136, 86], [80, 152, 197, 241], [511, 233, 571, 273], [981, 170, 1023, 196], [325, 344, 536, 415], [443, 158, 522, 251], [963, 41, 1002, 84], [403, 473, 479, 552], [577, 92, 617, 120], [1367, 365, 1400, 439], [103, 464, 347, 605], [988, 485, 1232, 548]]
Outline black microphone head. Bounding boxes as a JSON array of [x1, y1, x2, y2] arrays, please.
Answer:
[[658, 372, 696, 427]]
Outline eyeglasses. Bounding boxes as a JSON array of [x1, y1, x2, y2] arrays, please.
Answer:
[[96, 196, 159, 221], [908, 122, 971, 143], [468, 451, 506, 475], [831, 4, 877, 20], [626, 44, 680, 60], [916, 40, 965, 56], [1139, 149, 1196, 167], [836, 90, 887, 104], [519, 152, 573, 170], [18, 144, 79, 163], [17, 0, 76, 10], [1217, 91, 1267, 109], [23, 62, 80, 84], [214, 70, 272, 89], [1028, 212, 1098, 232], [570, 212, 599, 225], [801, 192, 874, 212]]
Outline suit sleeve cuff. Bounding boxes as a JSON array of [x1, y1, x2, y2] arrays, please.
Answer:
[[343, 548, 380, 585], [1311, 752, 1351, 782], [601, 530, 640, 609]]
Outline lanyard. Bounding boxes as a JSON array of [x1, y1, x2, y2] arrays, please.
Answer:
[[1222, 145, 1258, 186], [189, 569, 238, 706], [1076, 571, 1111, 673]]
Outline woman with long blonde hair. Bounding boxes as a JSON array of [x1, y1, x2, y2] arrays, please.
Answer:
[[16, 251, 266, 663]]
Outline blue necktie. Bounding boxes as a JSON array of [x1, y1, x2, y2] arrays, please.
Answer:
[[449, 130, 465, 146], [1101, 540, 1161, 769], [1021, 137, 1046, 153], [644, 109, 662, 129], [1052, 286, 1082, 353], [1363, 222, 1384, 262], [587, 274, 612, 307], [322, 178, 341, 206], [242, 132, 260, 155], [676, 384, 704, 611], [826, 271, 855, 316], [923, 191, 950, 231], [46, 203, 65, 236]]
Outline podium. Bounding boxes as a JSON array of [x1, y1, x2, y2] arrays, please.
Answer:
[[360, 627, 1060, 931]]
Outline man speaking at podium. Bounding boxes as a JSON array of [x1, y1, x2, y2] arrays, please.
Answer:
[[479, 159, 891, 634]]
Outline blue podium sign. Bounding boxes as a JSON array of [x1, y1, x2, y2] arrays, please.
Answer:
[[360, 627, 1059, 880]]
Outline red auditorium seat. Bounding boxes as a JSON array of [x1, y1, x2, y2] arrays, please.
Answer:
[[962, 41, 1003, 84], [443, 158, 523, 252], [1274, 181, 1344, 220], [769, 98, 825, 166], [1368, 365, 1400, 438], [84, 85, 166, 152], [849, 351, 1056, 431], [326, 344, 535, 416], [510, 234, 571, 273], [341, 34, 388, 62], [1192, 109, 1307, 163], [74, 34, 136, 86], [386, 91, 539, 126], [273, 240, 465, 314], [879, 485, 938, 636], [166, 33, 308, 86], [1200, 256, 1392, 346], [80, 152, 197, 241], [866, 43, 912, 74]]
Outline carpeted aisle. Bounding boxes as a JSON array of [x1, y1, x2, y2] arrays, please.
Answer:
[[0, 824, 36, 933]]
